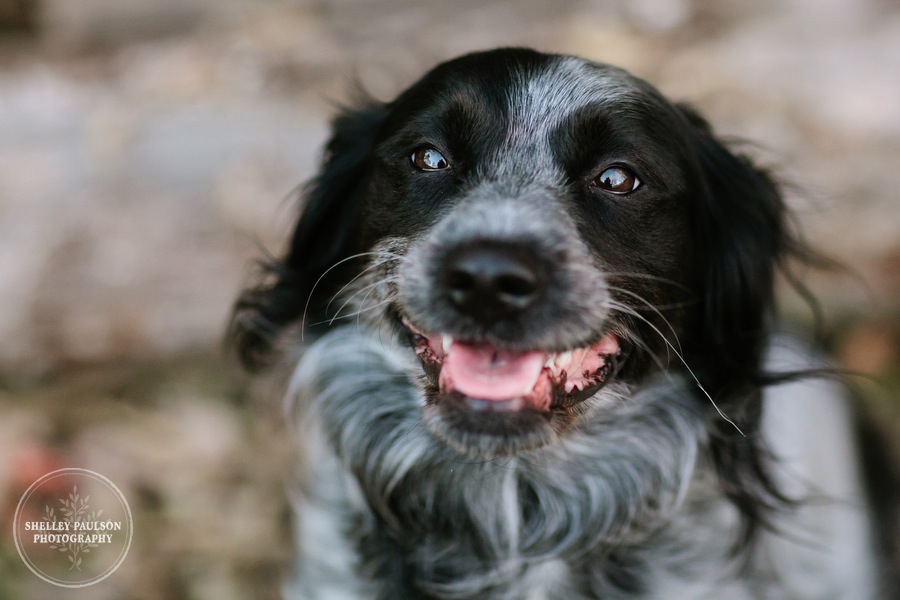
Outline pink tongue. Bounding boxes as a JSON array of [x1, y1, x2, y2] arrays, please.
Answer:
[[442, 342, 546, 401]]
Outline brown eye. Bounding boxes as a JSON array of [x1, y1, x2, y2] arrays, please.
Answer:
[[594, 166, 640, 194], [412, 146, 450, 171]]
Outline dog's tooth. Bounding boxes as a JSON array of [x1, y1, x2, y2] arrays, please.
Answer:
[[442, 335, 453, 354], [556, 351, 573, 369]]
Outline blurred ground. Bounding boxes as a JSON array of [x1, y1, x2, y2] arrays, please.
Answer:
[[0, 0, 898, 598]]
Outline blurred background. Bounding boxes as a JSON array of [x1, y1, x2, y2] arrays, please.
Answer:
[[0, 0, 897, 597]]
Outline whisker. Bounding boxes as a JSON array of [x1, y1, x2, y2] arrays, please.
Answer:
[[328, 275, 400, 326], [601, 272, 689, 291], [606, 301, 673, 368], [309, 298, 395, 329], [324, 254, 399, 318], [606, 299, 744, 436], [604, 286, 684, 355], [354, 284, 383, 332], [300, 252, 388, 341], [301, 251, 395, 340]]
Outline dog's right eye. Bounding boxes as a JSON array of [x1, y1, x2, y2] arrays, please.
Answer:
[[411, 146, 450, 171]]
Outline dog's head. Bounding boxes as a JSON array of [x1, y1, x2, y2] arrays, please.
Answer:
[[233, 49, 793, 467]]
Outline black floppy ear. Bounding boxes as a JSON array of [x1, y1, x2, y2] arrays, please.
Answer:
[[680, 104, 790, 398], [231, 102, 388, 370], [679, 104, 799, 544]]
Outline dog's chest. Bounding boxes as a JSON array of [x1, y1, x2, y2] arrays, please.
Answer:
[[294, 447, 745, 600]]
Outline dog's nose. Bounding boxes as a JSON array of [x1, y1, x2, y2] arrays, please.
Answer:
[[442, 243, 544, 322]]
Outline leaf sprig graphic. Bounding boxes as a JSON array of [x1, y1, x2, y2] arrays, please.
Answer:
[[42, 485, 101, 571]]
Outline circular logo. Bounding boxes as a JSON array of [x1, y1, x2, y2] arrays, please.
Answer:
[[12, 468, 133, 588]]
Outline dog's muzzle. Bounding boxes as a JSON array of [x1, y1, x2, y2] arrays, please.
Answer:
[[394, 192, 624, 455]]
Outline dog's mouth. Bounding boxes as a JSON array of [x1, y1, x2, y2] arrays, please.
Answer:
[[402, 317, 624, 415]]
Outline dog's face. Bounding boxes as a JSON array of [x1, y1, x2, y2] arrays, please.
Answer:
[[367, 52, 702, 457], [235, 48, 789, 462]]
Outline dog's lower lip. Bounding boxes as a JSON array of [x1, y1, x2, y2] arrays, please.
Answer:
[[466, 397, 526, 413], [401, 316, 622, 413]]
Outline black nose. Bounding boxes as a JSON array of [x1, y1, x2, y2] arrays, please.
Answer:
[[442, 243, 545, 323]]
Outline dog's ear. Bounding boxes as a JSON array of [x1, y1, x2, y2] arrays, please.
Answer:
[[679, 104, 800, 544], [231, 102, 388, 370], [679, 104, 789, 395]]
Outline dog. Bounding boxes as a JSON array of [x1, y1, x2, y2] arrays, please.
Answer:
[[231, 48, 889, 599]]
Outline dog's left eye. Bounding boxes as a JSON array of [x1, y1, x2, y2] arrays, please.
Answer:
[[594, 166, 641, 194], [411, 146, 450, 171]]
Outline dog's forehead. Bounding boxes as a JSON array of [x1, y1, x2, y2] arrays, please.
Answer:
[[394, 51, 659, 130], [496, 56, 654, 181], [505, 55, 644, 137]]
